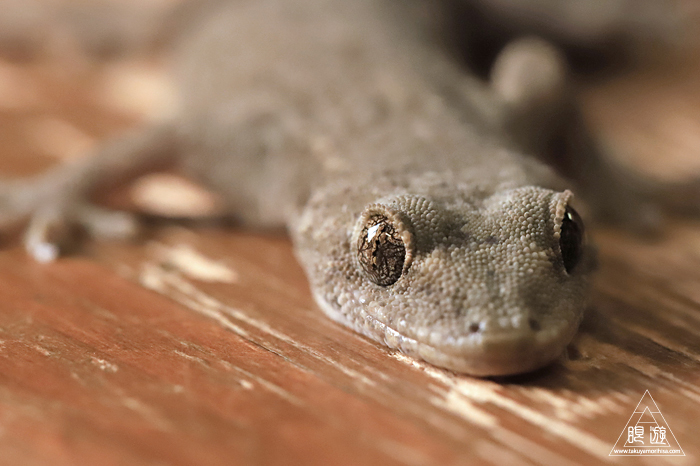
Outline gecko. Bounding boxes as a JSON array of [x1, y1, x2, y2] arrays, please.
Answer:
[[0, 0, 695, 376]]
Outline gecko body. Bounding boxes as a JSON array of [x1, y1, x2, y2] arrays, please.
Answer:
[[167, 0, 594, 375]]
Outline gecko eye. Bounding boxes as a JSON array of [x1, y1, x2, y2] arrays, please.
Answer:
[[357, 214, 407, 286], [559, 205, 584, 274]]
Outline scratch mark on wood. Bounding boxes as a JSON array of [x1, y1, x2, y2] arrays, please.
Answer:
[[121, 396, 173, 432], [429, 388, 498, 429], [33, 345, 51, 357], [89, 357, 118, 373], [423, 367, 613, 461], [139, 261, 377, 388], [474, 439, 529, 465], [678, 388, 700, 405], [491, 430, 580, 466], [139, 263, 249, 337], [526, 388, 626, 421], [392, 356, 590, 463], [393, 349, 616, 461], [172, 350, 207, 365], [231, 366, 305, 407], [152, 243, 239, 283], [239, 380, 254, 390], [373, 437, 435, 466]]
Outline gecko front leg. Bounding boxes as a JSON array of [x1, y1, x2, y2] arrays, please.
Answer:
[[0, 125, 178, 261]]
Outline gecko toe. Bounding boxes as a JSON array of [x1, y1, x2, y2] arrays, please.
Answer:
[[23, 204, 73, 262], [20, 199, 139, 261], [76, 204, 140, 240]]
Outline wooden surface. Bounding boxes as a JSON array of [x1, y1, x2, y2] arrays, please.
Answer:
[[1, 29, 700, 466]]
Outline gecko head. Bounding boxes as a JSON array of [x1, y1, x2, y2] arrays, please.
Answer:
[[300, 184, 595, 377]]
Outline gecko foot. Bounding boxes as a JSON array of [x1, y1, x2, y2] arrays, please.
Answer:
[[0, 178, 138, 262]]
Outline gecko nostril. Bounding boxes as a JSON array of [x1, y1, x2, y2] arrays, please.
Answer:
[[528, 318, 541, 331], [468, 322, 481, 333]]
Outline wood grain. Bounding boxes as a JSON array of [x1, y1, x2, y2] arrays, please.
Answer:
[[1, 20, 700, 466]]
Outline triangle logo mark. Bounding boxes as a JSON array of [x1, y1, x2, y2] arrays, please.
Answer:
[[609, 390, 684, 456]]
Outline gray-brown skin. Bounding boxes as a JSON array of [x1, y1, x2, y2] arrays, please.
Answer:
[[2, 0, 685, 376]]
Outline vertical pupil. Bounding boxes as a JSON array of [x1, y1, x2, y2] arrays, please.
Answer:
[[560, 205, 584, 274]]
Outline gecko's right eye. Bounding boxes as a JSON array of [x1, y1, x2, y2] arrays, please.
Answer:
[[559, 205, 584, 274], [357, 214, 407, 286]]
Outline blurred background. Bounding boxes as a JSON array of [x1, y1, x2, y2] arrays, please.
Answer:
[[0, 0, 699, 212]]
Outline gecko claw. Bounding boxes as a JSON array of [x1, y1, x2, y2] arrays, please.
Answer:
[[0, 177, 140, 261]]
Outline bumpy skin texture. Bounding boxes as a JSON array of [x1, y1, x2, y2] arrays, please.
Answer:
[[296, 174, 592, 375], [7, 0, 686, 375]]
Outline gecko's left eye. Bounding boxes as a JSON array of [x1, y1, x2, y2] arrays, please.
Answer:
[[357, 214, 407, 286], [559, 205, 584, 274]]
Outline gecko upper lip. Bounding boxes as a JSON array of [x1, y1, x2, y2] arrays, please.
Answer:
[[385, 316, 581, 376]]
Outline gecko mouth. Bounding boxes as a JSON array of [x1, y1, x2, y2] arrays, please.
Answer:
[[379, 314, 580, 377], [314, 292, 581, 376]]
